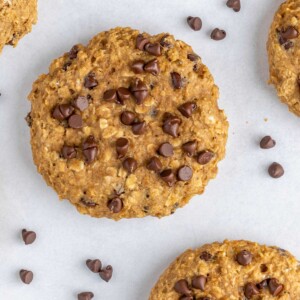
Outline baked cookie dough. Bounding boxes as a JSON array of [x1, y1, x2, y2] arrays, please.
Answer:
[[149, 240, 300, 299], [28, 27, 228, 220], [267, 0, 300, 116], [0, 0, 37, 53]]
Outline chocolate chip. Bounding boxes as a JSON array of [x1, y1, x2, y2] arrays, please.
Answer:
[[25, 112, 32, 127], [99, 265, 113, 282], [236, 250, 252, 266], [171, 72, 183, 89], [120, 111, 136, 125], [86, 259, 102, 273], [160, 35, 172, 49], [197, 151, 214, 165], [136, 34, 150, 50], [158, 142, 174, 157], [19, 270, 33, 284], [131, 79, 148, 104], [177, 166, 193, 181], [122, 157, 137, 173], [256, 279, 268, 290], [132, 121, 146, 135], [77, 292, 94, 300], [69, 45, 79, 59], [84, 72, 98, 89], [192, 275, 206, 291], [182, 140, 197, 157], [200, 251, 212, 261], [73, 96, 89, 111], [116, 138, 129, 158], [61, 145, 76, 159], [132, 60, 145, 74], [52, 104, 74, 121], [174, 279, 192, 295], [62, 61, 72, 71], [160, 169, 176, 186], [179, 296, 193, 300], [187, 53, 200, 61], [144, 43, 162, 56], [260, 264, 268, 272], [82, 136, 98, 164], [147, 157, 163, 172], [107, 197, 123, 213], [244, 283, 260, 298], [163, 115, 181, 137], [68, 114, 83, 129], [187, 16, 202, 31], [281, 26, 299, 40], [144, 59, 160, 75], [211, 28, 226, 40], [260, 136, 276, 149], [268, 278, 284, 296], [226, 0, 241, 12], [178, 102, 197, 118], [103, 89, 117, 102], [116, 87, 131, 104], [80, 199, 97, 207], [21, 229, 36, 245], [268, 162, 284, 178]]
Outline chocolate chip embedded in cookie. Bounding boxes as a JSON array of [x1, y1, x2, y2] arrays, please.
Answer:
[[28, 27, 228, 220], [149, 240, 300, 299]]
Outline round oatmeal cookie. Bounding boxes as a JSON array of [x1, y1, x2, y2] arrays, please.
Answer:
[[0, 0, 37, 53], [28, 27, 228, 220], [149, 240, 300, 299], [267, 0, 300, 116]]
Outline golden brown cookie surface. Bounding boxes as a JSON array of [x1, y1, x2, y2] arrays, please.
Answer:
[[28, 27, 228, 220], [149, 240, 300, 299], [0, 0, 37, 53], [267, 0, 300, 116]]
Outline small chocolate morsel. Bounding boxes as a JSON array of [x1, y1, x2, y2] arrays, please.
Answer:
[[147, 157, 163, 172], [69, 45, 79, 59], [144, 43, 161, 56], [73, 96, 89, 111], [68, 114, 83, 129], [187, 53, 200, 62], [200, 251, 212, 261], [187, 16, 202, 31], [99, 265, 113, 282], [122, 157, 137, 173], [107, 197, 123, 213], [226, 0, 241, 12], [211, 28, 226, 40], [160, 169, 176, 186], [116, 87, 131, 104], [174, 279, 192, 295], [260, 136, 276, 149], [131, 79, 148, 105], [136, 34, 149, 50], [192, 275, 206, 291], [268, 278, 284, 296], [19, 270, 33, 284], [120, 111, 136, 125], [236, 250, 252, 266], [178, 102, 197, 118], [162, 115, 181, 137], [158, 142, 174, 157], [84, 72, 98, 89], [77, 292, 94, 300], [268, 162, 284, 178], [62, 145, 77, 159], [52, 104, 74, 121], [132, 60, 145, 74], [21, 229, 36, 245], [116, 137, 129, 158], [281, 26, 299, 40], [132, 121, 146, 135], [177, 166, 193, 181], [86, 259, 102, 273], [197, 151, 214, 165], [82, 136, 98, 163], [144, 59, 160, 75], [182, 140, 197, 157], [171, 72, 183, 89], [103, 89, 117, 102], [244, 283, 260, 298]]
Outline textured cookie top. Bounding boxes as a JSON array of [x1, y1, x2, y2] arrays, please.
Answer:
[[267, 0, 300, 116], [149, 240, 300, 299], [28, 27, 228, 220]]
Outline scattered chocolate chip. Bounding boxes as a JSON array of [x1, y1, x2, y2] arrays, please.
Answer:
[[178, 102, 197, 118], [256, 279, 268, 290], [122, 157, 137, 173], [132, 121, 146, 135], [84, 72, 98, 89], [187, 16, 202, 31], [103, 89, 117, 102], [69, 45, 79, 59], [268, 162, 284, 178], [68, 114, 83, 129], [160, 169, 176, 186], [25, 112, 32, 127], [187, 53, 200, 61], [182, 140, 197, 157], [61, 145, 76, 159], [77, 292, 94, 300], [19, 270, 33, 284], [62, 61, 72, 71], [177, 166, 193, 181], [171, 72, 183, 89], [131, 79, 148, 105], [200, 251, 212, 261], [260, 136, 276, 149], [120, 111, 136, 125], [244, 283, 260, 298], [80, 199, 97, 207], [116, 138, 129, 158], [107, 197, 123, 213], [158, 142, 174, 157], [236, 250, 252, 266], [260, 264, 268, 272], [52, 104, 74, 121], [145, 43, 162, 56], [82, 136, 98, 164], [197, 151, 214, 165], [179, 296, 193, 300], [211, 28, 226, 41], [283, 40, 294, 50], [163, 115, 181, 137], [99, 265, 113, 282], [144, 59, 160, 75], [73, 96, 89, 111], [192, 275, 206, 291], [281, 26, 299, 40], [136, 34, 150, 50], [268, 278, 284, 296], [174, 279, 192, 295], [86, 259, 102, 273], [132, 60, 145, 74], [116, 87, 131, 104], [160, 35, 172, 49], [226, 0, 241, 12], [21, 229, 36, 245], [147, 157, 163, 172]]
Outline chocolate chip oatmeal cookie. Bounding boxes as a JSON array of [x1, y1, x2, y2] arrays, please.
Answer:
[[267, 0, 300, 116], [0, 0, 37, 53], [28, 27, 228, 220], [149, 240, 300, 299]]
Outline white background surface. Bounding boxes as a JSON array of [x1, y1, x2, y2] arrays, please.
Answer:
[[0, 0, 299, 299]]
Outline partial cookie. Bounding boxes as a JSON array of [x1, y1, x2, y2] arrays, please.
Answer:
[[28, 27, 228, 220], [267, 0, 300, 116], [0, 0, 37, 53], [149, 240, 300, 299]]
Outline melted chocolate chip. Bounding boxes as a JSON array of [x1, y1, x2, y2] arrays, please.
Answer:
[[73, 96, 89, 111], [187, 53, 200, 61], [68, 45, 79, 59], [82, 136, 98, 163], [281, 26, 299, 40], [174, 279, 192, 295], [197, 151, 214, 165], [107, 197, 123, 213], [68, 114, 83, 129], [244, 283, 260, 298], [200, 251, 212, 261], [122, 157, 137, 173], [84, 72, 98, 89], [268, 278, 284, 296], [144, 43, 162, 56], [136, 34, 150, 50], [147, 157, 163, 172], [62, 145, 77, 159], [80, 198, 97, 207], [116, 137, 129, 158], [171, 72, 183, 89], [236, 250, 252, 266], [178, 102, 197, 118]]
